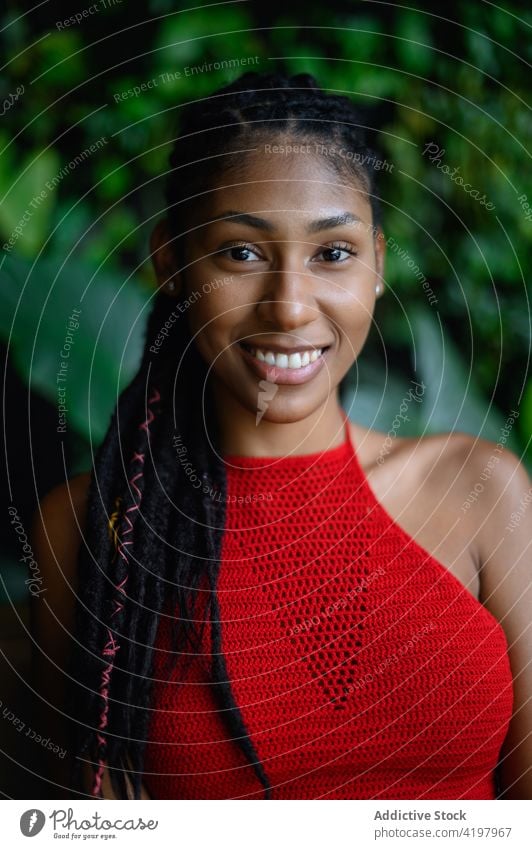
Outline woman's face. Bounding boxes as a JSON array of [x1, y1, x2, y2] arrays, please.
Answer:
[[157, 147, 385, 425]]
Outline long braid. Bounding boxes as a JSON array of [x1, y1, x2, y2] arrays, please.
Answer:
[[67, 297, 173, 796], [92, 387, 161, 797], [68, 71, 383, 800]]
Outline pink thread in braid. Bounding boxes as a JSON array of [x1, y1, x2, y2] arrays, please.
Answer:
[[92, 388, 161, 797]]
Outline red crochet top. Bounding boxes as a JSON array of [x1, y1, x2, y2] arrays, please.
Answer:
[[142, 414, 513, 799]]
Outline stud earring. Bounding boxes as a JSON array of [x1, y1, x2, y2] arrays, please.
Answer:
[[167, 279, 176, 293], [375, 283, 381, 294]]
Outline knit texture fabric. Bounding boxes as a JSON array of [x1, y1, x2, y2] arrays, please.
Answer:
[[142, 416, 513, 799]]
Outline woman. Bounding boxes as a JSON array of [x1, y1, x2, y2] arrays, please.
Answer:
[[32, 72, 531, 800]]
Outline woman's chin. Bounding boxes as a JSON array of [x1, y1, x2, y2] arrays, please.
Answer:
[[249, 391, 330, 425]]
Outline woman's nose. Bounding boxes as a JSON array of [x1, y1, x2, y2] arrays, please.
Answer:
[[255, 266, 318, 331]]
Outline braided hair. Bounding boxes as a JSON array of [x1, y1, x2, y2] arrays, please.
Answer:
[[67, 71, 383, 800]]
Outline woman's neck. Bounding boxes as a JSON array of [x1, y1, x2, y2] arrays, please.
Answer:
[[211, 383, 347, 459]]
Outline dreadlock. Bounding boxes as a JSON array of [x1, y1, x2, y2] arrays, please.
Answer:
[[67, 70, 383, 800]]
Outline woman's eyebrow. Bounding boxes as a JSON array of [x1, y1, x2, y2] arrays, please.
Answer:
[[203, 210, 362, 233], [205, 211, 275, 231], [307, 212, 362, 233]]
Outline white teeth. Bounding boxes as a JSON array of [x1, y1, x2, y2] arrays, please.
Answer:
[[248, 346, 324, 369]]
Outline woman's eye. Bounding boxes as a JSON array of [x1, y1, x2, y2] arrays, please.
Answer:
[[315, 243, 357, 263], [217, 241, 357, 263], [219, 243, 262, 262]]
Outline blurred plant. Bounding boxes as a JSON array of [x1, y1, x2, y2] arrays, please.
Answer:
[[1, 252, 150, 445]]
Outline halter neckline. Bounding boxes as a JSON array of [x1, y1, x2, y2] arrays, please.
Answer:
[[222, 411, 353, 468]]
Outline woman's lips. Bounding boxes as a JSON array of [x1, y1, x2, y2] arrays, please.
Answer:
[[237, 342, 331, 385]]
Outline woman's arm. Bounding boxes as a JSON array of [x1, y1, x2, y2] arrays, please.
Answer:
[[475, 445, 532, 799], [30, 474, 91, 798], [30, 474, 152, 800]]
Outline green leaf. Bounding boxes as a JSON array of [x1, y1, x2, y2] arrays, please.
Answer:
[[0, 148, 60, 256], [395, 11, 434, 75], [0, 251, 151, 443], [520, 379, 532, 468], [342, 359, 424, 437], [409, 306, 511, 444]]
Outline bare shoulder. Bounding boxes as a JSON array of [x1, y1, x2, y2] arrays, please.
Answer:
[[349, 421, 528, 576], [413, 430, 524, 496], [27, 473, 93, 795], [32, 473, 92, 561], [350, 420, 498, 496], [34, 471, 92, 531], [409, 429, 527, 521], [31, 474, 153, 800], [30, 472, 92, 641]]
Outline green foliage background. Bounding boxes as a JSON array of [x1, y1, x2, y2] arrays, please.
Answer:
[[1, 0, 530, 473]]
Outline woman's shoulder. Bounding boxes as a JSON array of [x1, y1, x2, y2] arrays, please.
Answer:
[[349, 420, 529, 546], [31, 472, 93, 591], [33, 472, 92, 540], [351, 420, 526, 491], [38, 471, 92, 511], [404, 428, 529, 514]]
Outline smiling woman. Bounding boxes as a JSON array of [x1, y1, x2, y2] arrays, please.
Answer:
[[32, 71, 531, 801], [175, 186, 382, 403]]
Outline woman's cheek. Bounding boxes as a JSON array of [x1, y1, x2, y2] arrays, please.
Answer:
[[334, 282, 375, 324], [185, 305, 229, 368]]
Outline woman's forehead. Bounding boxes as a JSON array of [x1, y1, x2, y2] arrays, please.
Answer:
[[188, 152, 373, 232]]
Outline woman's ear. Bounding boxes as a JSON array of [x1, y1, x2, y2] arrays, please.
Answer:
[[150, 219, 181, 296], [374, 227, 386, 298]]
